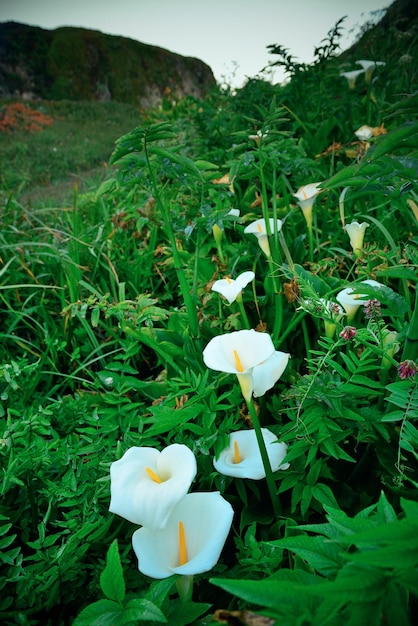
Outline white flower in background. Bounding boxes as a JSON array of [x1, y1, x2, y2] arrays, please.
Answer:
[[336, 279, 383, 321], [340, 69, 365, 89], [203, 329, 289, 401], [293, 182, 322, 229], [132, 491, 234, 579], [211, 271, 255, 304], [249, 129, 269, 145], [227, 208, 240, 218], [356, 59, 385, 83], [354, 125, 374, 141], [214, 428, 289, 479], [109, 444, 197, 529], [244, 218, 283, 257], [345, 221, 369, 257]]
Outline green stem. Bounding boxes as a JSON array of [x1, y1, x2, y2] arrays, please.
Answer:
[[247, 397, 282, 518], [401, 287, 418, 362], [236, 294, 251, 329], [307, 223, 314, 263], [176, 575, 194, 602]]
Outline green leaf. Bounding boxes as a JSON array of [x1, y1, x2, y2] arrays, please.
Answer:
[[210, 570, 319, 608], [167, 601, 211, 626], [123, 598, 167, 623], [100, 540, 125, 603], [268, 534, 343, 577], [72, 599, 124, 626], [366, 122, 418, 161]]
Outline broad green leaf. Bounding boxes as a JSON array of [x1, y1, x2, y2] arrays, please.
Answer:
[[167, 601, 211, 626], [100, 540, 125, 603], [365, 122, 418, 161], [72, 599, 124, 626], [123, 598, 167, 623]]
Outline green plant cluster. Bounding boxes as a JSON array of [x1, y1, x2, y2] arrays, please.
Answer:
[[1, 10, 418, 626]]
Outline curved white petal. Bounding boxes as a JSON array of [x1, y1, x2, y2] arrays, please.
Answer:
[[214, 429, 289, 479], [203, 329, 275, 374], [252, 350, 290, 397], [235, 271, 255, 289], [132, 492, 234, 579], [109, 444, 197, 529]]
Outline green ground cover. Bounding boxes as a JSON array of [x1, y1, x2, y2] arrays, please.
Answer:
[[1, 16, 418, 626]]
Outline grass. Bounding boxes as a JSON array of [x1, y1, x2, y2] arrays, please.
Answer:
[[1, 16, 418, 626], [0, 99, 143, 200]]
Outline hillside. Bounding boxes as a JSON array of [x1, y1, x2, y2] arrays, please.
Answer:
[[0, 21, 216, 108]]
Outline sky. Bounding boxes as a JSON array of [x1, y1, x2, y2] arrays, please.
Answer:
[[0, 0, 391, 87]]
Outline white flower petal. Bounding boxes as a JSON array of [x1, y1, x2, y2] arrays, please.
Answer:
[[252, 351, 290, 397], [132, 492, 234, 579], [214, 429, 289, 479], [109, 444, 197, 529]]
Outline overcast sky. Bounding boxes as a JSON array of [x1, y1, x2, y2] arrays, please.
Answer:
[[0, 0, 390, 87]]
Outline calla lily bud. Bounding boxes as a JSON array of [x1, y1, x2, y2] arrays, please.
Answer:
[[132, 491, 234, 579], [109, 444, 197, 529], [214, 428, 289, 479], [345, 221, 369, 257]]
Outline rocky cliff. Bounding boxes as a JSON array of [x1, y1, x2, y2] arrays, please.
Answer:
[[0, 22, 216, 108]]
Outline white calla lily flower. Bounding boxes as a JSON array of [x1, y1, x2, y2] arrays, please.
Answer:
[[132, 491, 234, 579], [109, 444, 197, 529], [345, 221, 369, 257], [340, 69, 365, 89], [211, 271, 255, 304], [214, 428, 289, 479], [356, 59, 385, 83], [252, 350, 290, 397], [203, 329, 277, 401], [294, 183, 322, 229], [244, 218, 282, 257], [336, 279, 383, 321]]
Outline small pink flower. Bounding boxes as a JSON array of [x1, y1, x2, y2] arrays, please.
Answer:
[[398, 360, 418, 380], [339, 326, 357, 340]]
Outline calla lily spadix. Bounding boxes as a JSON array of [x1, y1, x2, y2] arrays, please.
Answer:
[[214, 428, 289, 479], [203, 329, 289, 401], [336, 279, 383, 321], [132, 491, 234, 579], [109, 444, 197, 529], [211, 271, 255, 304], [244, 218, 282, 257]]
